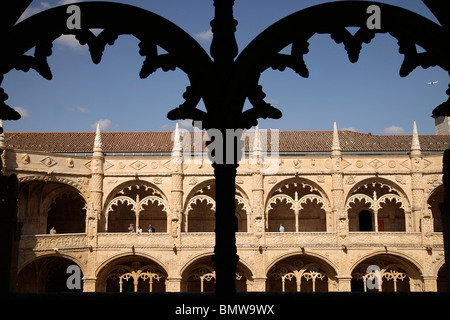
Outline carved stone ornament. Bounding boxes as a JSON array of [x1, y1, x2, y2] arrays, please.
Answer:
[[21, 153, 30, 165], [368, 159, 384, 169], [40, 156, 57, 167], [66, 158, 74, 168], [130, 160, 146, 171]]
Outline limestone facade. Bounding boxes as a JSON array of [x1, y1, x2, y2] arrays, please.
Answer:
[[1, 123, 448, 293]]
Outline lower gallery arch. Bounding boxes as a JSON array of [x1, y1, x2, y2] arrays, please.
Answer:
[[180, 254, 253, 292], [16, 255, 84, 293], [437, 263, 447, 292], [350, 253, 423, 292], [266, 254, 337, 292], [96, 255, 168, 292]]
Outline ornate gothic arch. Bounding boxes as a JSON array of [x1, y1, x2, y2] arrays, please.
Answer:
[[18, 175, 88, 198], [103, 180, 168, 211], [345, 178, 411, 231], [266, 251, 339, 278], [1, 2, 212, 122], [265, 177, 331, 232], [235, 1, 449, 125], [349, 251, 424, 278], [266, 177, 331, 210]]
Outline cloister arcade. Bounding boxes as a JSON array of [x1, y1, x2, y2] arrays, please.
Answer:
[[17, 176, 442, 236], [17, 250, 445, 293], [8, 125, 448, 293]]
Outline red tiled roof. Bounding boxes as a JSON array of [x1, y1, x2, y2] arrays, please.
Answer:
[[4, 131, 450, 153]]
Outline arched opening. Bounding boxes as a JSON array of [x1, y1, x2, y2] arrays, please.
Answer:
[[437, 263, 447, 292], [347, 181, 408, 232], [266, 255, 336, 292], [181, 255, 251, 292], [96, 255, 167, 292], [351, 254, 421, 292], [17, 256, 83, 293], [103, 182, 168, 233], [427, 185, 444, 232], [358, 210, 373, 232], [47, 193, 86, 234], [18, 181, 87, 235], [266, 179, 328, 232], [184, 181, 249, 232]]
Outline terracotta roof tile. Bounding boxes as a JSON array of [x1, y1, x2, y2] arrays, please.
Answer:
[[4, 131, 450, 153]]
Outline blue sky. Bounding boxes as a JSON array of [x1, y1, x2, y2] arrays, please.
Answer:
[[2, 0, 448, 135]]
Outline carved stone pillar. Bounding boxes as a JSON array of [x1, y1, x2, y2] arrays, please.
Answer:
[[85, 124, 104, 292], [170, 123, 183, 239], [166, 277, 182, 292], [410, 122, 424, 233], [251, 125, 264, 235], [336, 275, 352, 292], [88, 124, 104, 240], [331, 123, 347, 239]]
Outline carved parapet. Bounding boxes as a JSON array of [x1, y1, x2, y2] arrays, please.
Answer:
[[20, 234, 86, 251]]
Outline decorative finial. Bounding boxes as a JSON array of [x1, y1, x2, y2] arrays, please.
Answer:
[[172, 122, 183, 155], [411, 121, 421, 154], [332, 122, 341, 155], [253, 124, 262, 154], [94, 122, 102, 152]]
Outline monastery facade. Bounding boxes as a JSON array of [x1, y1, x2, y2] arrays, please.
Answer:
[[1, 121, 448, 293]]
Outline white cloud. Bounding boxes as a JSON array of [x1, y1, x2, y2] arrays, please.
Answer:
[[342, 127, 356, 132], [90, 119, 118, 131], [383, 126, 405, 135], [194, 29, 213, 42], [76, 106, 89, 113], [18, 2, 51, 22], [18, 1, 85, 50], [179, 119, 194, 129], [55, 34, 86, 50], [265, 98, 279, 106], [13, 106, 30, 118], [58, 0, 81, 5], [18, 1, 81, 23], [158, 123, 170, 130]]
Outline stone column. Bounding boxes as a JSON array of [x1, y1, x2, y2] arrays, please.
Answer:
[[88, 123, 104, 240], [336, 275, 352, 292], [170, 123, 183, 240], [331, 123, 347, 240], [410, 122, 424, 233], [251, 125, 265, 235], [166, 277, 182, 292], [84, 123, 104, 292]]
